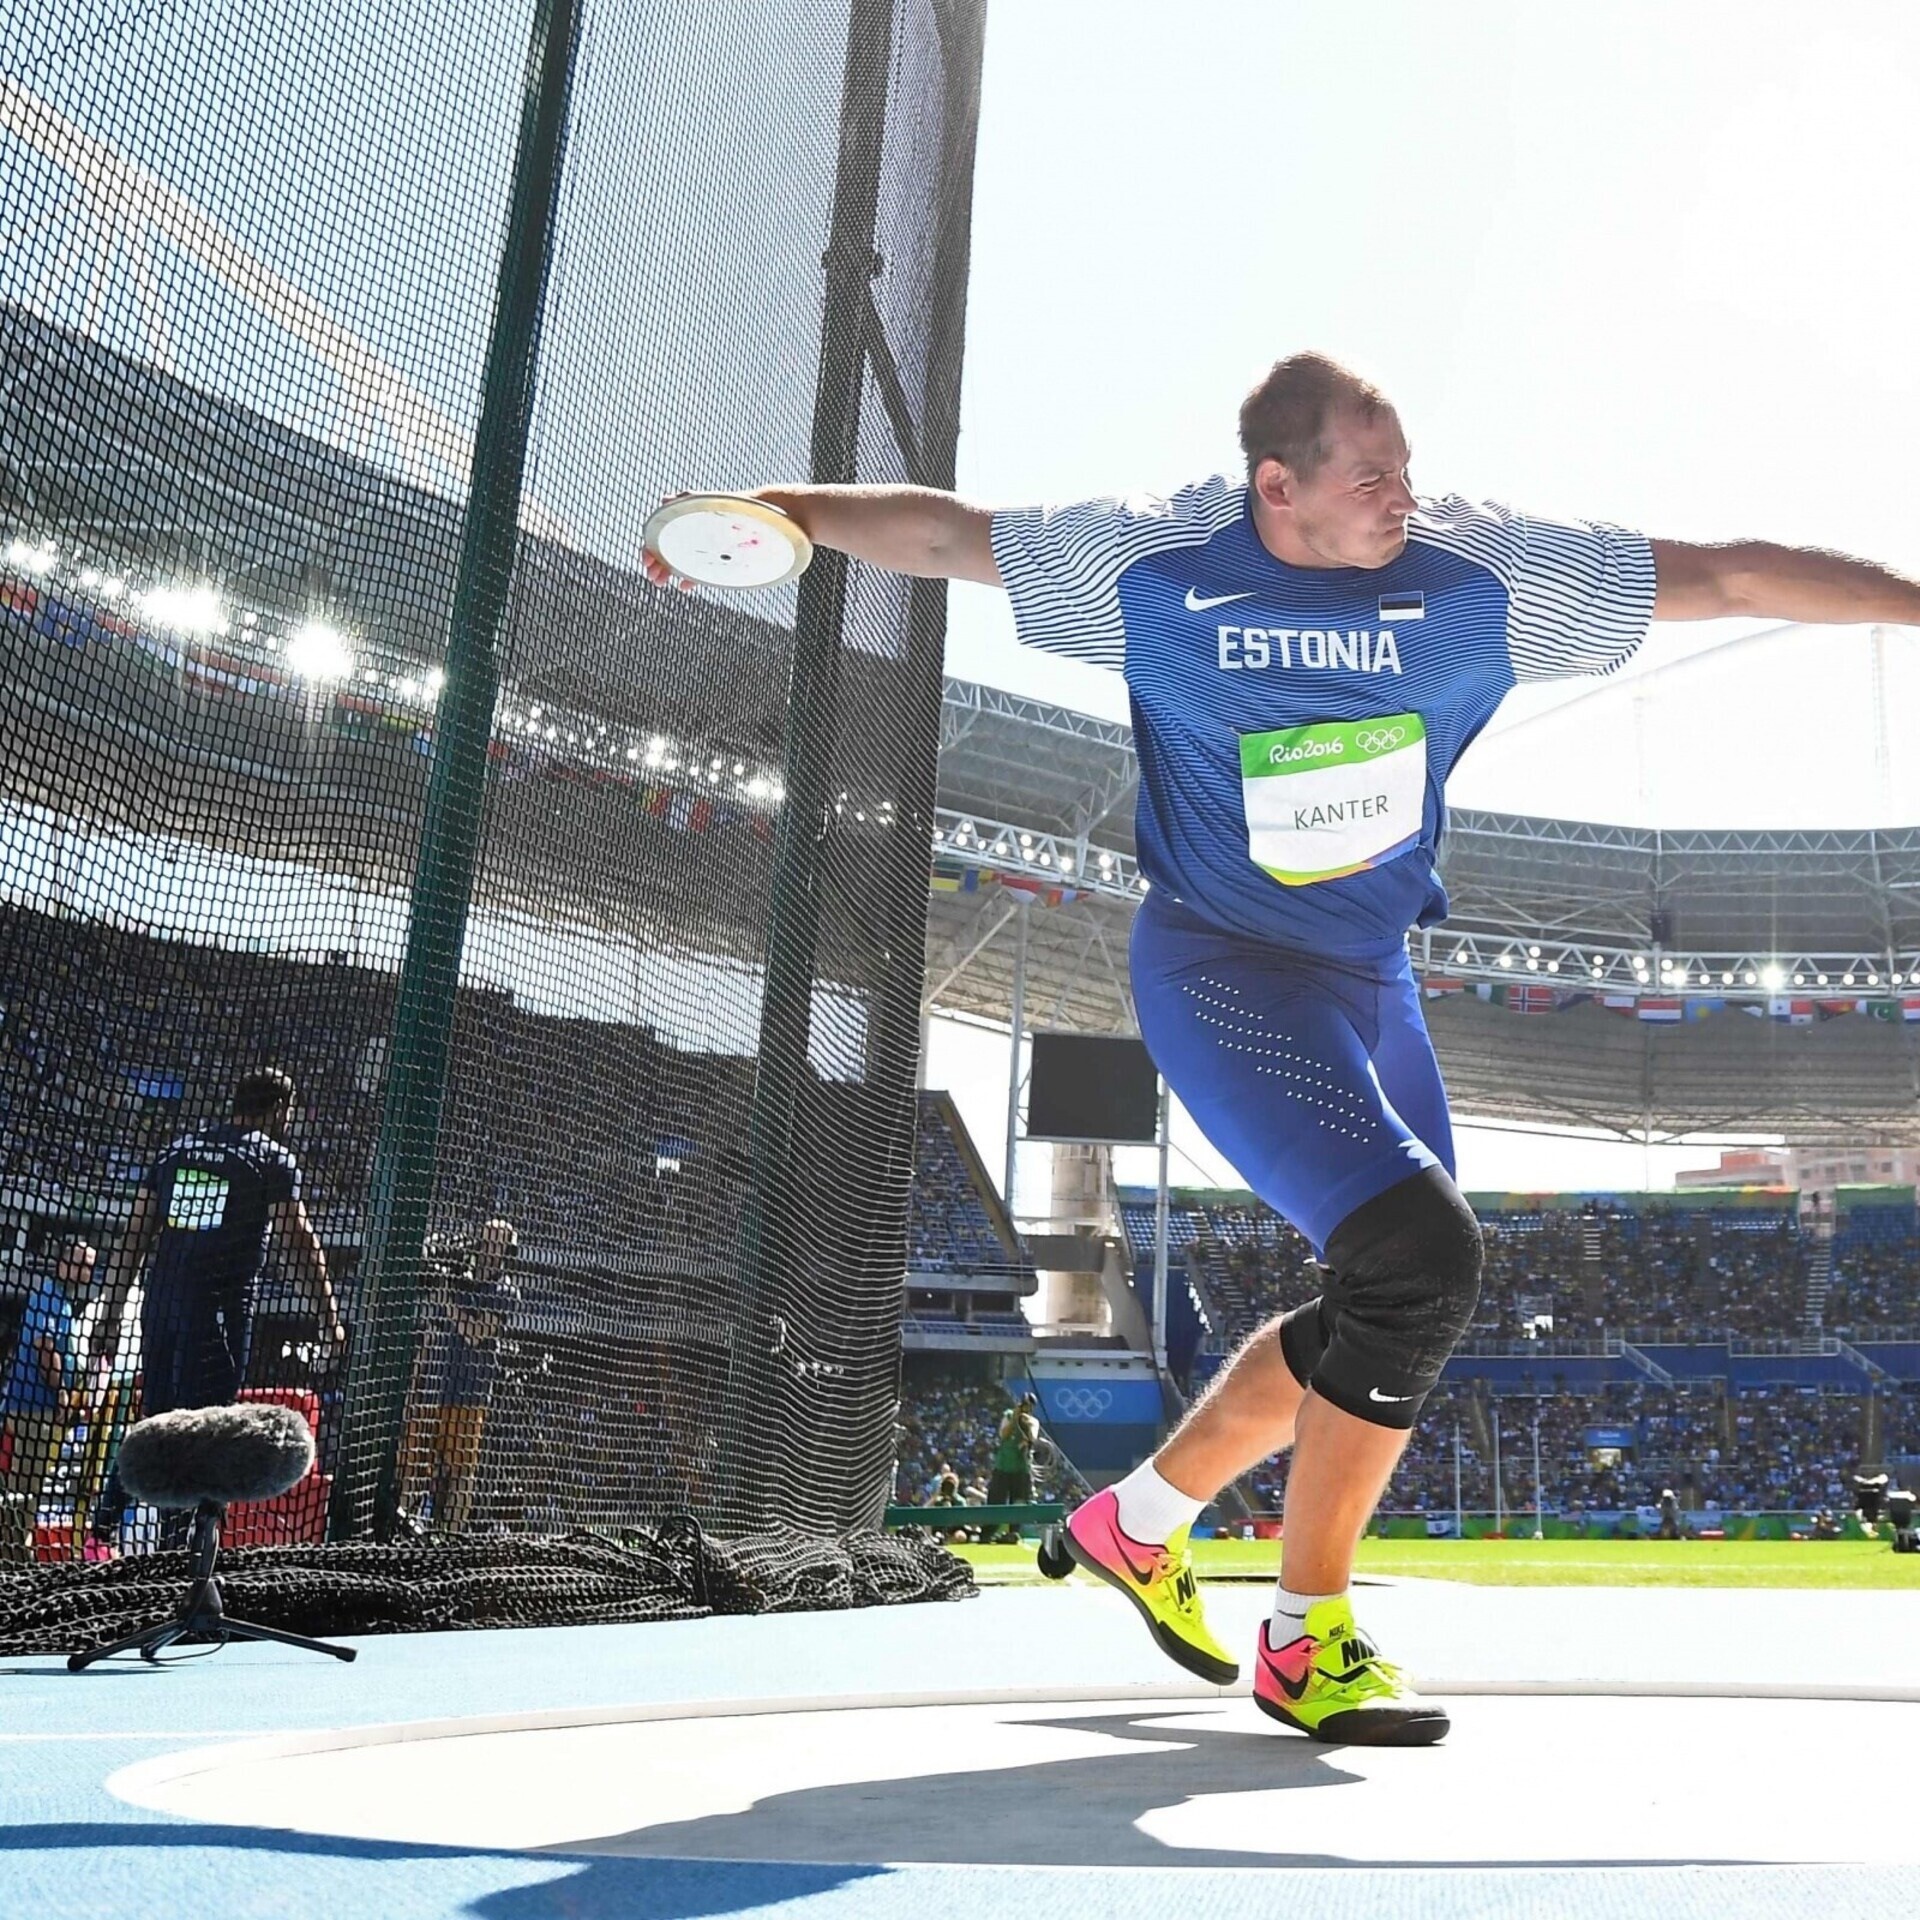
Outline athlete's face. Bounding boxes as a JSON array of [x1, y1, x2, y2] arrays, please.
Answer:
[[1254, 407, 1415, 570]]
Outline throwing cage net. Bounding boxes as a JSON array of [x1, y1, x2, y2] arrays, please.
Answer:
[[0, 0, 985, 1638]]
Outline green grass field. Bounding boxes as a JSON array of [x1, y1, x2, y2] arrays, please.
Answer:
[[951, 1535, 1920, 1591]]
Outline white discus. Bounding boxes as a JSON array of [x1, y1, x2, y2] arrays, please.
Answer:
[[641, 494, 813, 589]]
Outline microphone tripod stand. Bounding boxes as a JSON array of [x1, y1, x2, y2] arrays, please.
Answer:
[[68, 1498, 358, 1669]]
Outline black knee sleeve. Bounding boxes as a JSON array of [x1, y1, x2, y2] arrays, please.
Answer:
[[1277, 1167, 1482, 1430]]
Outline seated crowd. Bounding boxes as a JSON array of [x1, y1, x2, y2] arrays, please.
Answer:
[[906, 1099, 1025, 1275], [1, 903, 1026, 1281], [1242, 1378, 1870, 1518], [1139, 1188, 1918, 1350]]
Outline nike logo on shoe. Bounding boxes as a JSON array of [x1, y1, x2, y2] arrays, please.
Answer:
[[1184, 587, 1255, 611], [1369, 1387, 1415, 1403], [1261, 1627, 1318, 1701], [1072, 1494, 1164, 1585]]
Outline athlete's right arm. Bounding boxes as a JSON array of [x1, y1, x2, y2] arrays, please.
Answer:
[[642, 485, 1001, 589]]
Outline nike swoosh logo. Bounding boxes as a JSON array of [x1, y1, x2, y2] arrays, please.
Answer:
[[1263, 1633, 1318, 1700], [1184, 588, 1255, 612], [1369, 1387, 1415, 1403], [1079, 1505, 1162, 1584]]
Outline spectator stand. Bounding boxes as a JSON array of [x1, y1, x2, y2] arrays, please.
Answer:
[[901, 1092, 1037, 1354]]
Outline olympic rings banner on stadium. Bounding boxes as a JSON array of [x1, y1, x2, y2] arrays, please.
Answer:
[[1031, 1378, 1162, 1425]]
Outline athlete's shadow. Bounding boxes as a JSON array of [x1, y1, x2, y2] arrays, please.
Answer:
[[558, 1705, 1366, 1869]]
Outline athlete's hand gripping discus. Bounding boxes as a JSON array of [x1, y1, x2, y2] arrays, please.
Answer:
[[640, 494, 813, 591]]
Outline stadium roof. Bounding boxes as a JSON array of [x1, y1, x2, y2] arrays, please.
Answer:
[[929, 677, 1920, 1143]]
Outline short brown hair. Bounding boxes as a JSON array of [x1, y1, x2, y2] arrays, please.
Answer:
[[1238, 352, 1391, 481]]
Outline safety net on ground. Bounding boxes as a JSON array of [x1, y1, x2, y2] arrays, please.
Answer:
[[0, 0, 986, 1644]]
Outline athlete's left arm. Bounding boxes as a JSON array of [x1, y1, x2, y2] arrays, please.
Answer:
[[88, 1188, 162, 1365], [1650, 538, 1920, 624], [271, 1196, 347, 1354]]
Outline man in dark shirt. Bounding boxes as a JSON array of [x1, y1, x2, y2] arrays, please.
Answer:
[[398, 1217, 519, 1533], [88, 1068, 345, 1548]]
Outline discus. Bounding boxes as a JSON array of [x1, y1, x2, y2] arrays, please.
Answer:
[[641, 494, 813, 590]]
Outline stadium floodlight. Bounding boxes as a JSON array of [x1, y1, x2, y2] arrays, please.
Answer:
[[1497, 953, 1513, 968], [1817, 973, 1829, 985], [140, 581, 229, 637], [285, 623, 355, 679], [4, 536, 57, 576], [1761, 964, 1786, 991], [1527, 945, 1541, 957], [1843, 974, 1856, 987], [1867, 973, 1879, 986], [1721, 971, 1734, 985], [1546, 960, 1559, 973], [79, 567, 101, 589]]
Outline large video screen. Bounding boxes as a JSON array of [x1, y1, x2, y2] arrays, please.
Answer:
[[1026, 1032, 1159, 1145]]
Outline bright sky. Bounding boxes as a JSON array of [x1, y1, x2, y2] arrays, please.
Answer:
[[925, 0, 1920, 1200]]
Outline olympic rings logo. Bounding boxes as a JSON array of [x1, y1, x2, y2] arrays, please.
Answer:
[[1049, 1386, 1114, 1420], [1354, 725, 1408, 753]]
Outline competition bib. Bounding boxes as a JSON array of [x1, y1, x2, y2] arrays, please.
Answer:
[[1240, 713, 1427, 886], [167, 1168, 231, 1231]]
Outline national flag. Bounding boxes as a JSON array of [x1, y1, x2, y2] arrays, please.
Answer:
[[1759, 997, 1815, 1025], [990, 871, 1083, 908], [1683, 996, 1723, 1021], [1904, 996, 1920, 1023], [668, 791, 700, 832], [1378, 592, 1425, 621], [930, 860, 980, 895], [1479, 982, 1558, 1014], [1599, 994, 1639, 1016], [1635, 997, 1683, 1023], [1420, 977, 1466, 999], [1864, 999, 1903, 1023]]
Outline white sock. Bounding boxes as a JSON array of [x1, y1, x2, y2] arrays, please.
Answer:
[[1109, 1460, 1205, 1543], [1269, 1585, 1343, 1643]]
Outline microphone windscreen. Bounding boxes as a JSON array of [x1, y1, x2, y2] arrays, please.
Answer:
[[116, 1403, 316, 1508]]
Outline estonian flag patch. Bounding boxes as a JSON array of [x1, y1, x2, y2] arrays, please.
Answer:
[[1378, 592, 1424, 621]]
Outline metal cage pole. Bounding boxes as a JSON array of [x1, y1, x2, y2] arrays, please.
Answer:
[[330, 0, 581, 1541], [1152, 1077, 1171, 1372], [1493, 1403, 1504, 1536], [1003, 898, 1029, 1212], [723, 0, 899, 1531], [1533, 1403, 1544, 1539]]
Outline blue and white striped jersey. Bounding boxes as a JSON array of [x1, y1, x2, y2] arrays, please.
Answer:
[[990, 475, 1656, 958]]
